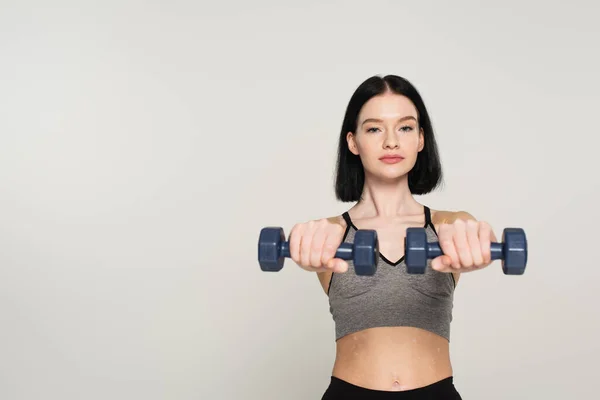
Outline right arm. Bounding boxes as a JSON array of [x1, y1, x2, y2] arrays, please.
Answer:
[[317, 216, 348, 294], [288, 215, 349, 295]]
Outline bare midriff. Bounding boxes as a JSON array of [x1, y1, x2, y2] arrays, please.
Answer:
[[331, 326, 453, 391]]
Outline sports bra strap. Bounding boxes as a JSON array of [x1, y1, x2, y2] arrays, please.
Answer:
[[341, 211, 352, 227], [424, 205, 432, 226]]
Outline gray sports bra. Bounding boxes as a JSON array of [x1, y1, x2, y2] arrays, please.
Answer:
[[327, 206, 456, 341]]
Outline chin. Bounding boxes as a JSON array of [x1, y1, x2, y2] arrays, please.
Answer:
[[367, 170, 409, 183]]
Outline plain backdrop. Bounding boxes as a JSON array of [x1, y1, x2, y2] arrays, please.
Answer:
[[1, 1, 599, 399]]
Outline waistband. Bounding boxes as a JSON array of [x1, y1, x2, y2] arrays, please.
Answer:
[[322, 376, 462, 399]]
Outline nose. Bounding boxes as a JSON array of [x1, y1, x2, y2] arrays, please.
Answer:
[[383, 129, 399, 149]]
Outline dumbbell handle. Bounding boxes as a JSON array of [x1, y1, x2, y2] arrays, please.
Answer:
[[426, 242, 504, 260], [279, 241, 354, 260]]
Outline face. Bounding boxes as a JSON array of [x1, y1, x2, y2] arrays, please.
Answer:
[[346, 92, 424, 182]]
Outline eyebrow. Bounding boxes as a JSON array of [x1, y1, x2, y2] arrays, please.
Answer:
[[361, 116, 417, 125]]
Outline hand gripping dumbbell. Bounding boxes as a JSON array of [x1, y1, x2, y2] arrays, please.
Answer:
[[404, 227, 528, 275], [258, 227, 380, 276]]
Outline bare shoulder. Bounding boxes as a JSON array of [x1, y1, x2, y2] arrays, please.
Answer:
[[428, 209, 478, 286], [316, 214, 347, 295]]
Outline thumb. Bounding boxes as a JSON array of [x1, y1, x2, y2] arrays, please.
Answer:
[[333, 260, 348, 273], [432, 255, 451, 272]]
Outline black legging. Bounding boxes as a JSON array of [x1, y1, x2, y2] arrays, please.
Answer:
[[321, 376, 462, 400]]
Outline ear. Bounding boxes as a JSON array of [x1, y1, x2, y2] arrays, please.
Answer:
[[418, 128, 425, 152], [346, 131, 359, 155]]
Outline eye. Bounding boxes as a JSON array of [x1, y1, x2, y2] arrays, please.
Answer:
[[399, 125, 414, 132], [366, 127, 381, 133]]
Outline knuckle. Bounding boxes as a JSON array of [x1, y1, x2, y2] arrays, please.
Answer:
[[331, 223, 344, 233], [289, 224, 300, 236], [291, 223, 308, 237]]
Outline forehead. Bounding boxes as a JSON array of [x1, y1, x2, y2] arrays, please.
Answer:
[[358, 93, 418, 121]]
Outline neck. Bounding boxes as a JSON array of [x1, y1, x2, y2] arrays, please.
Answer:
[[353, 174, 422, 219]]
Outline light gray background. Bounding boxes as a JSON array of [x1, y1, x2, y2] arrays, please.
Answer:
[[1, 1, 599, 399]]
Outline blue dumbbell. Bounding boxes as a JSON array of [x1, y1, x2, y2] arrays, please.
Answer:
[[404, 227, 528, 275], [258, 227, 380, 276]]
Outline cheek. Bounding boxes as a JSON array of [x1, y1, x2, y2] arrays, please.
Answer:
[[401, 134, 421, 152], [355, 138, 378, 154]]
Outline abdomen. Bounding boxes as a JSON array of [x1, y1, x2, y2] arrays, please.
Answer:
[[331, 326, 453, 391]]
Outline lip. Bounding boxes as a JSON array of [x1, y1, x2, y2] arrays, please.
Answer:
[[379, 155, 404, 164]]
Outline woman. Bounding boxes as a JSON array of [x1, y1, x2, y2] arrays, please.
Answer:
[[288, 75, 498, 399]]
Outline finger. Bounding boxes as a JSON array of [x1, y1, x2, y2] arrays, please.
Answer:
[[438, 224, 460, 269], [310, 224, 327, 268], [321, 227, 341, 267], [289, 224, 303, 264], [478, 221, 492, 265], [466, 220, 483, 266], [453, 219, 473, 268], [300, 223, 315, 267]]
